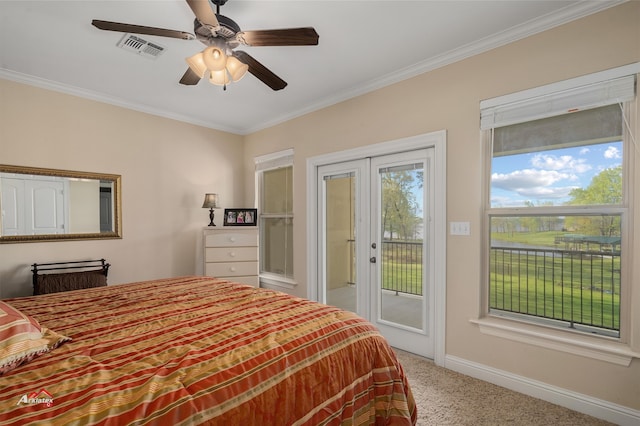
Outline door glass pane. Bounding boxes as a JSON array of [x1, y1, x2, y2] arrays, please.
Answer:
[[379, 163, 424, 329], [325, 174, 357, 312]]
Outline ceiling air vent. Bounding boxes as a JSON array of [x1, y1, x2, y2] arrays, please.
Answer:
[[117, 34, 165, 59]]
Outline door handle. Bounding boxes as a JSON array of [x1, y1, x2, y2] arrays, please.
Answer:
[[370, 256, 376, 263]]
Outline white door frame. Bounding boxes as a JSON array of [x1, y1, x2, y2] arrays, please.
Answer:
[[306, 130, 447, 366]]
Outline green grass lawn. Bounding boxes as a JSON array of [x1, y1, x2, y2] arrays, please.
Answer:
[[381, 260, 423, 295], [490, 273, 619, 330], [492, 230, 561, 248], [379, 233, 620, 333], [490, 247, 620, 331]]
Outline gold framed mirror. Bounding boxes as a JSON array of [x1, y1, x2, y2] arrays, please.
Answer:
[[0, 164, 122, 243]]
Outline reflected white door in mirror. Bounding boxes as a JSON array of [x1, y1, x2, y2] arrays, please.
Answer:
[[0, 164, 122, 243]]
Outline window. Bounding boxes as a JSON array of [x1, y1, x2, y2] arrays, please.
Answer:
[[256, 150, 294, 283], [481, 72, 635, 338]]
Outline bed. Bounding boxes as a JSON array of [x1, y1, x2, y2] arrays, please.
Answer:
[[0, 276, 416, 425]]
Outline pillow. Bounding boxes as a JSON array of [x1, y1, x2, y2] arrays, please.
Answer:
[[0, 301, 71, 375]]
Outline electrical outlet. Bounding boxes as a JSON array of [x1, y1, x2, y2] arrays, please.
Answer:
[[450, 221, 470, 236]]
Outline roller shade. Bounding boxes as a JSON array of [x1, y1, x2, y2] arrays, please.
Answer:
[[481, 74, 635, 130], [493, 104, 623, 157]]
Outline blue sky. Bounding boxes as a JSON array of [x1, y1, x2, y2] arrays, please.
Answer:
[[491, 141, 623, 207]]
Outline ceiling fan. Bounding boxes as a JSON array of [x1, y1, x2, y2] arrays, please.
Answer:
[[92, 0, 319, 90]]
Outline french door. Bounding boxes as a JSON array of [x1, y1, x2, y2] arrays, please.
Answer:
[[318, 149, 434, 358]]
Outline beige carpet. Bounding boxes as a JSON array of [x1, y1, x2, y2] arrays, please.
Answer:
[[394, 349, 613, 426]]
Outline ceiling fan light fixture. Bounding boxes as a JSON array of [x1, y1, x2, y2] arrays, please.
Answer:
[[203, 46, 227, 71], [226, 56, 248, 82], [209, 69, 230, 86], [186, 52, 208, 78], [93, 4, 319, 91]]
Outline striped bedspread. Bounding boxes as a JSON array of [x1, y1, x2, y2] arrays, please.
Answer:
[[0, 276, 416, 425]]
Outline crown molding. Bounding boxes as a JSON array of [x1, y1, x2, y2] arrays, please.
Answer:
[[243, 0, 627, 134], [1, 1, 627, 136], [0, 68, 243, 134]]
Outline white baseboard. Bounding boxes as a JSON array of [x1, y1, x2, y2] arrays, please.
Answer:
[[445, 355, 640, 426]]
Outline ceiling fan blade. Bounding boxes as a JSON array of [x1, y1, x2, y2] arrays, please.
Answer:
[[236, 27, 319, 46], [91, 20, 194, 40], [234, 51, 287, 91], [179, 68, 201, 86], [185, 0, 219, 35]]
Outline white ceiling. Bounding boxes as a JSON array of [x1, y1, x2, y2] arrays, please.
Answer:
[[0, 1, 623, 135]]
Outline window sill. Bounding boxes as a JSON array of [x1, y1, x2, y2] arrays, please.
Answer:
[[470, 316, 640, 366], [259, 274, 298, 290]]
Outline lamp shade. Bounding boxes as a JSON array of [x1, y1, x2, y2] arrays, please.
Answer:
[[226, 56, 249, 82], [186, 52, 208, 78], [187, 47, 248, 88], [202, 193, 220, 209], [202, 46, 227, 72], [209, 69, 230, 86]]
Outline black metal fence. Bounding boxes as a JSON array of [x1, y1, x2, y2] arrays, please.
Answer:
[[381, 240, 423, 296], [357, 240, 620, 333], [490, 246, 620, 334]]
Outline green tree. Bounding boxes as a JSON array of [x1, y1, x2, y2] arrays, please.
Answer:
[[568, 166, 622, 205], [565, 166, 622, 236], [521, 201, 540, 232], [381, 170, 420, 240], [521, 201, 560, 232]]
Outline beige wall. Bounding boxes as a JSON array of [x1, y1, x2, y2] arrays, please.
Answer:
[[243, 2, 640, 411], [0, 79, 244, 298]]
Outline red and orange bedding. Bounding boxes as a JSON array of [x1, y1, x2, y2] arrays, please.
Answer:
[[0, 276, 416, 425]]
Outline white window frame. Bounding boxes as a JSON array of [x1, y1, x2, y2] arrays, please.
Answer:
[[255, 149, 296, 289], [474, 63, 640, 366]]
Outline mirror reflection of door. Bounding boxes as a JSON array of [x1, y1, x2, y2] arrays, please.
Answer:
[[1, 177, 65, 235], [0, 164, 122, 244], [100, 185, 113, 232], [1, 170, 117, 238], [1, 177, 25, 236]]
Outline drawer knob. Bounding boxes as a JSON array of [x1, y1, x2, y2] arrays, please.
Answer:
[[229, 252, 236, 257], [230, 266, 237, 272], [229, 237, 237, 242]]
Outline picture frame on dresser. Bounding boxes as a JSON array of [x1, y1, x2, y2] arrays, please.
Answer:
[[223, 208, 257, 226]]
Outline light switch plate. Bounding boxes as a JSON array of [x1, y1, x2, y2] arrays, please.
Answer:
[[450, 221, 470, 236]]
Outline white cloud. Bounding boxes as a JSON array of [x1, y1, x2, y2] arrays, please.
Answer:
[[492, 141, 623, 206], [604, 146, 621, 159], [516, 186, 577, 198], [492, 169, 569, 189], [531, 154, 591, 173], [491, 169, 578, 200]]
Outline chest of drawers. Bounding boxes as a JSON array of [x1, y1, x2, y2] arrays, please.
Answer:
[[203, 227, 259, 287]]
